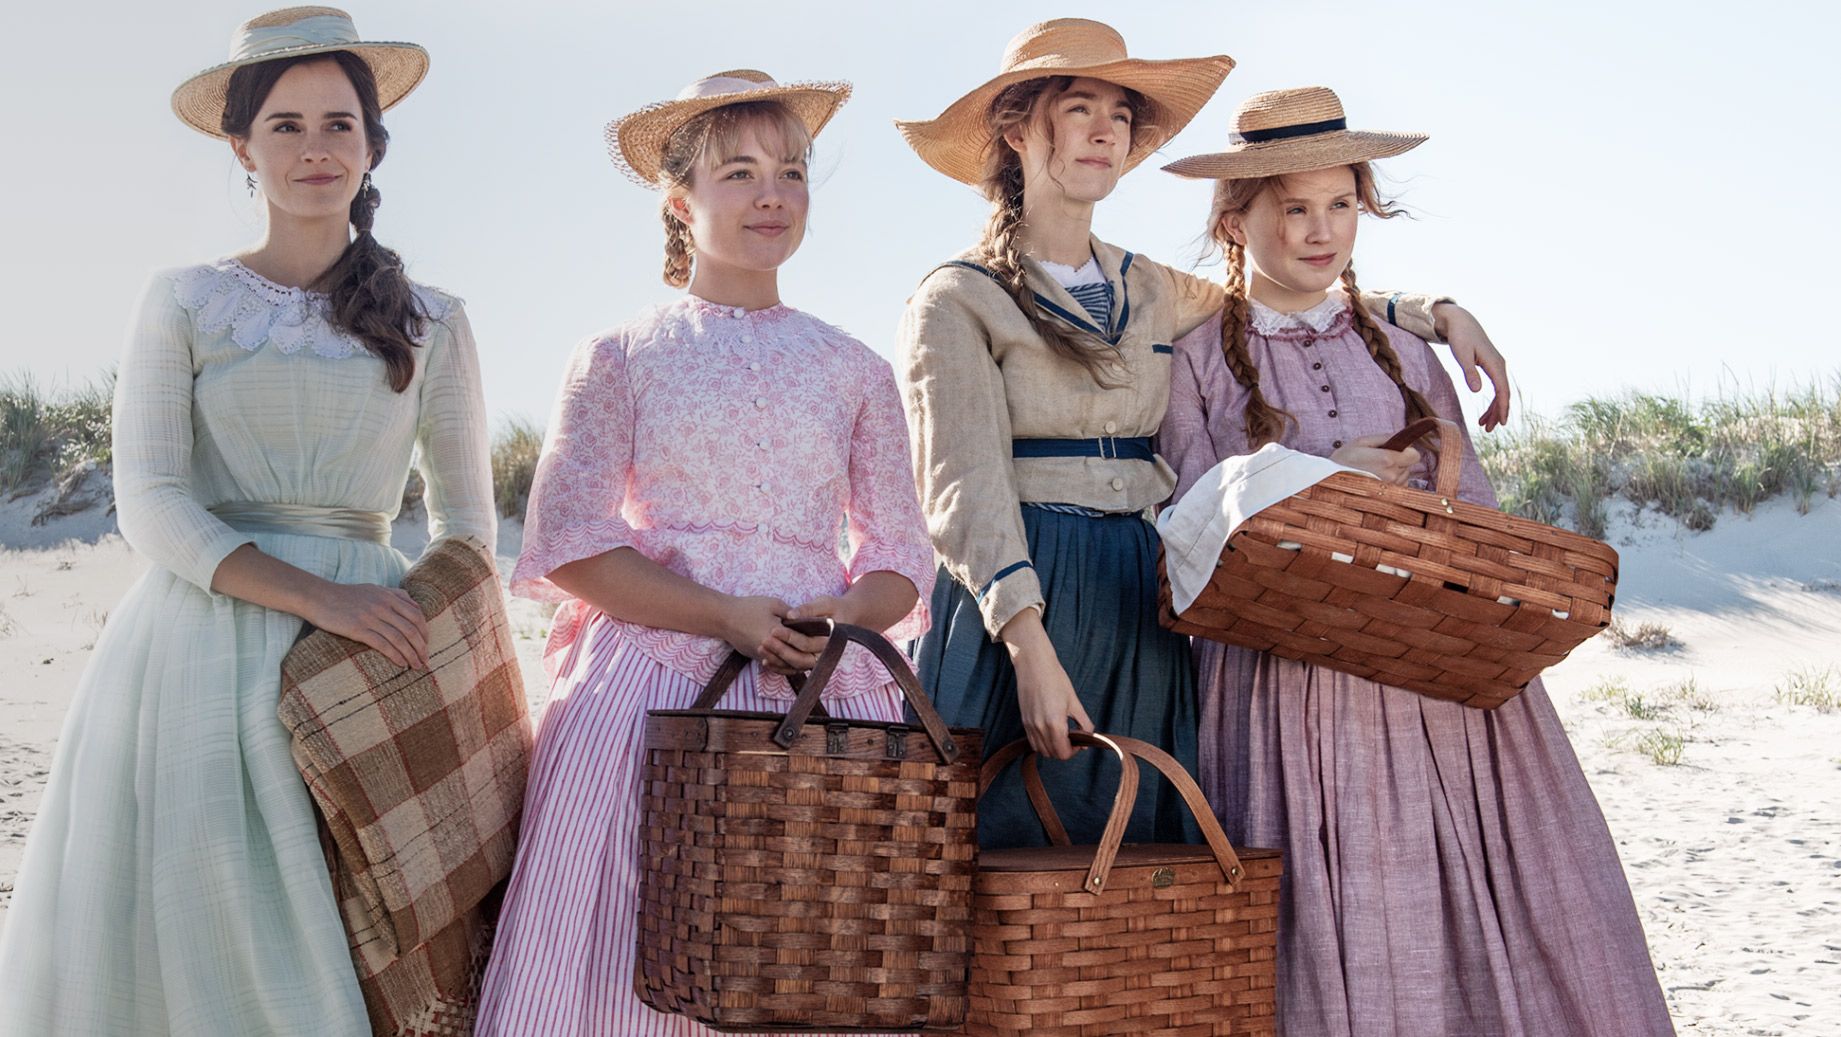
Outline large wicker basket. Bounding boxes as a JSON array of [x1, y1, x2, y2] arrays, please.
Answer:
[[635, 620, 982, 1032], [1160, 418, 1619, 709], [967, 733, 1283, 1036]]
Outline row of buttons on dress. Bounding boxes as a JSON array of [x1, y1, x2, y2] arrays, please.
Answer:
[[1301, 336, 1345, 449], [731, 306, 773, 491]]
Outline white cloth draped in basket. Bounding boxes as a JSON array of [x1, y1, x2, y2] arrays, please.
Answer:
[[1155, 443, 1376, 614]]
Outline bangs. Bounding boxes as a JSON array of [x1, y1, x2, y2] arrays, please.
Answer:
[[695, 101, 812, 169]]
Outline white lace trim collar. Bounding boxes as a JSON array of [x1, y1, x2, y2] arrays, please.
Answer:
[[171, 259, 449, 359], [1037, 255, 1105, 288], [1249, 291, 1349, 336]]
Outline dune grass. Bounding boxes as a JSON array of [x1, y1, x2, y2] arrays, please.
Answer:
[[7, 368, 1840, 533], [1477, 379, 1841, 536], [0, 375, 114, 499]]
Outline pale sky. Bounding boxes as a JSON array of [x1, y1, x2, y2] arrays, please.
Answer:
[[1, 0, 1834, 431]]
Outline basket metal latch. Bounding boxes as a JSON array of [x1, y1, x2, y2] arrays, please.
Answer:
[[826, 721, 850, 755], [885, 724, 910, 760], [1151, 867, 1175, 889]]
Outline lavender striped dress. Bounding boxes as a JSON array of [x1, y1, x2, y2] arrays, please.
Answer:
[[475, 299, 936, 1035], [1157, 294, 1674, 1037]]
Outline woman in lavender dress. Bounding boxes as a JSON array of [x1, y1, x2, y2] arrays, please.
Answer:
[[1156, 87, 1674, 1036]]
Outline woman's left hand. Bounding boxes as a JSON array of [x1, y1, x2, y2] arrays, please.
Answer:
[[1433, 303, 1511, 431], [761, 596, 849, 674]]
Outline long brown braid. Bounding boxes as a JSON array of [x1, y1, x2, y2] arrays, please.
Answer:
[[1218, 238, 1295, 447], [977, 77, 1156, 387], [1340, 261, 1438, 435], [654, 100, 813, 289]]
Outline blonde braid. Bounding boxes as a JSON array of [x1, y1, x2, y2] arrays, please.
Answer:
[[1341, 263, 1438, 445], [661, 206, 693, 288], [1219, 241, 1293, 448]]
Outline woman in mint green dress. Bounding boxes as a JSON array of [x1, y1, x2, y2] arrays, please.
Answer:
[[0, 8, 494, 1034]]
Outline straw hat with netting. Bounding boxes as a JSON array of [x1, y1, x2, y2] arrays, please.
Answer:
[[604, 70, 852, 187], [171, 6, 428, 140], [895, 18, 1234, 186], [1162, 86, 1426, 181]]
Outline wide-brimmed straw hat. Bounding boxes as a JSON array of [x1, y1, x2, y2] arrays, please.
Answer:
[[1162, 86, 1425, 180], [604, 70, 852, 187], [171, 6, 428, 140], [895, 18, 1234, 186]]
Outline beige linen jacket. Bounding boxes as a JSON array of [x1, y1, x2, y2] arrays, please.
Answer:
[[897, 235, 1443, 637]]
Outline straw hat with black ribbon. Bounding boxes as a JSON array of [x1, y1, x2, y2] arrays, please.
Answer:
[[895, 18, 1235, 186], [604, 70, 852, 187], [172, 6, 428, 140], [1162, 86, 1426, 181]]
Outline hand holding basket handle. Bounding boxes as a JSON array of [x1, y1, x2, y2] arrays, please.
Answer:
[[1379, 416, 1462, 500], [692, 618, 962, 764], [980, 732, 1247, 894]]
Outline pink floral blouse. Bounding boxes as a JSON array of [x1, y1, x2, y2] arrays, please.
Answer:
[[510, 296, 935, 701]]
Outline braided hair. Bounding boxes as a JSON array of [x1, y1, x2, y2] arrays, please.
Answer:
[[976, 77, 1157, 387], [1207, 162, 1431, 447], [655, 100, 813, 289], [223, 51, 428, 392]]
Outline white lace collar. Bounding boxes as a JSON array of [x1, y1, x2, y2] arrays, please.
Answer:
[[1037, 255, 1105, 288], [1249, 291, 1349, 336], [171, 259, 449, 359]]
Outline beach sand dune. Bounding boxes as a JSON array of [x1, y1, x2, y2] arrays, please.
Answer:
[[1, 499, 1837, 1033]]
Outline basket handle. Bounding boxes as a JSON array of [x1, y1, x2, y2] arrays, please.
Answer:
[[980, 733, 1247, 894], [691, 619, 962, 764], [1379, 416, 1462, 499]]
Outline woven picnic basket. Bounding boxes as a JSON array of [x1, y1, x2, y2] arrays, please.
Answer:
[[967, 733, 1283, 1037], [635, 620, 983, 1032], [1160, 417, 1619, 709]]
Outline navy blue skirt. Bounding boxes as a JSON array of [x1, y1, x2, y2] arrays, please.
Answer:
[[913, 507, 1201, 849]]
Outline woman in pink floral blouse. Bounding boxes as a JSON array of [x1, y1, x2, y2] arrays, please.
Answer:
[[475, 73, 935, 1036]]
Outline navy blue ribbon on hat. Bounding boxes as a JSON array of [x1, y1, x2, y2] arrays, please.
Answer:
[[1231, 117, 1347, 145]]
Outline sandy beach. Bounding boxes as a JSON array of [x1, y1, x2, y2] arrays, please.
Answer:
[[1, 486, 1837, 1034]]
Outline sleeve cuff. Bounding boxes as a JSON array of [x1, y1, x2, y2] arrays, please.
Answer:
[[193, 529, 256, 599], [1383, 292, 1454, 343], [976, 562, 1045, 640]]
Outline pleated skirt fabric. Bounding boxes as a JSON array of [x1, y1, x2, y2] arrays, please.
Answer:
[[1197, 642, 1676, 1037], [474, 613, 907, 1036], [913, 507, 1201, 849], [0, 530, 399, 1036]]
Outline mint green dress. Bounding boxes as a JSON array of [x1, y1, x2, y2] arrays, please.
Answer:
[[0, 259, 495, 1036]]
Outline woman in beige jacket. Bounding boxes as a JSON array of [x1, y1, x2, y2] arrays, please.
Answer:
[[894, 18, 1509, 848]]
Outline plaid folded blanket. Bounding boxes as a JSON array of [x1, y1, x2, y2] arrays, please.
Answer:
[[279, 536, 533, 1036]]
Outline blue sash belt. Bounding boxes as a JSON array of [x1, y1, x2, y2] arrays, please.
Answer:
[[1012, 436, 1154, 462]]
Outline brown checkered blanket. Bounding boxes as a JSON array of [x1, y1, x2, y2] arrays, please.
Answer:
[[279, 536, 533, 1036]]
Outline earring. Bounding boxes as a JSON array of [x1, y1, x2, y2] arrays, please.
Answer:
[[245, 173, 257, 197]]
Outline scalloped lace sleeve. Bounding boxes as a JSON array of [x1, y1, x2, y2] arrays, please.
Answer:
[[843, 356, 935, 641], [509, 334, 643, 601]]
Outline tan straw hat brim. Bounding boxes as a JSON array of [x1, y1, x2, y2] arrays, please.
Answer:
[[606, 81, 852, 187], [172, 42, 428, 140], [896, 55, 1234, 185], [1162, 128, 1426, 180]]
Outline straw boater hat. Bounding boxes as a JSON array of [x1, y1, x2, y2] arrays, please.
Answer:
[[895, 18, 1234, 186], [1162, 86, 1426, 180], [171, 6, 429, 140], [604, 70, 852, 187]]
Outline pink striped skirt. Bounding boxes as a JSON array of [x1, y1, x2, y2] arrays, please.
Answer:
[[476, 616, 905, 1036]]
